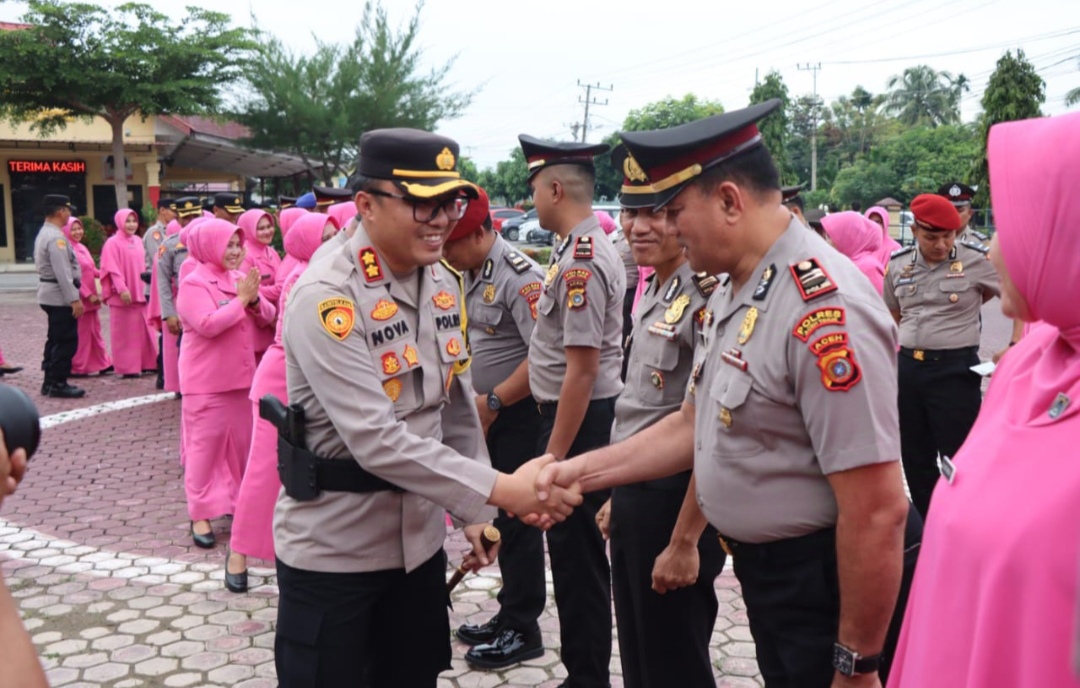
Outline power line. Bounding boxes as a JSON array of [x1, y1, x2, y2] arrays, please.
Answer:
[[822, 26, 1080, 65], [577, 80, 613, 143], [798, 63, 823, 191]]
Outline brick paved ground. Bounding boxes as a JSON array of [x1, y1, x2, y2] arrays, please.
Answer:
[[0, 290, 1013, 687]]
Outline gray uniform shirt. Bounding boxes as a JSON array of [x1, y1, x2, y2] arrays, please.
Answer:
[[883, 241, 1000, 350], [689, 218, 900, 543], [156, 233, 189, 319], [275, 226, 497, 574], [34, 222, 80, 306], [143, 222, 165, 271], [465, 234, 544, 395], [612, 261, 715, 443], [528, 216, 626, 402], [309, 225, 351, 266], [613, 231, 638, 292]]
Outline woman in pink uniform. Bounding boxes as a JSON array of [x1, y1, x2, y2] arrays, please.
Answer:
[[865, 206, 902, 264], [821, 211, 886, 293], [176, 219, 276, 549], [272, 207, 311, 291], [99, 209, 158, 378], [237, 209, 281, 360], [64, 218, 112, 377], [225, 213, 339, 591], [327, 201, 356, 231], [887, 111, 1080, 688]]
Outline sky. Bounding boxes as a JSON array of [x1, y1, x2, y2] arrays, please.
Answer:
[[2, 0, 1078, 170]]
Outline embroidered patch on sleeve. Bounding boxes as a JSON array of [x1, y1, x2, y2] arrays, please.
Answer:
[[792, 308, 846, 342], [816, 346, 862, 392], [519, 282, 542, 320], [563, 269, 591, 311], [318, 297, 355, 341]]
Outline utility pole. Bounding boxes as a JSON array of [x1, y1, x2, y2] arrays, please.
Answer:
[[798, 63, 822, 191], [577, 80, 613, 143], [567, 122, 582, 142]]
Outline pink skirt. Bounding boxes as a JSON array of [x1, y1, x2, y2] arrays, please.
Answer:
[[109, 304, 158, 375], [230, 347, 287, 561], [72, 307, 112, 375], [182, 389, 252, 521]]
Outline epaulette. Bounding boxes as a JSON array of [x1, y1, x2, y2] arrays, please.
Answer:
[[504, 251, 531, 274], [960, 239, 989, 255], [691, 272, 720, 297], [889, 245, 915, 260], [968, 229, 989, 242], [573, 236, 594, 260]]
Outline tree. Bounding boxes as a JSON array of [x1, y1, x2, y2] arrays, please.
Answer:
[[484, 148, 530, 207], [749, 71, 794, 184], [970, 49, 1045, 206], [0, 1, 253, 208], [237, 0, 475, 183], [883, 65, 969, 127], [1068, 58, 1080, 106]]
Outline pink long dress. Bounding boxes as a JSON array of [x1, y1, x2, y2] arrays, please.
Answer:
[[230, 214, 338, 561], [237, 210, 281, 359], [99, 209, 158, 375], [63, 220, 113, 375], [888, 110, 1080, 688], [177, 220, 276, 521]]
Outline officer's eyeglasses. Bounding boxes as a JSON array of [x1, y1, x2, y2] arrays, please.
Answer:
[[365, 189, 469, 224]]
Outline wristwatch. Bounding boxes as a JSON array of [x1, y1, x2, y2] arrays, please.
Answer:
[[486, 391, 503, 412], [832, 643, 881, 677]]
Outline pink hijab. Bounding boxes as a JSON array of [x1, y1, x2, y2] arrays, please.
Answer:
[[865, 206, 902, 263], [278, 208, 308, 239], [237, 209, 274, 248], [989, 111, 1080, 423], [821, 211, 886, 294], [188, 219, 241, 274], [285, 213, 338, 263], [61, 218, 95, 270], [327, 202, 356, 230], [165, 219, 181, 236], [100, 209, 144, 302], [595, 211, 618, 235]]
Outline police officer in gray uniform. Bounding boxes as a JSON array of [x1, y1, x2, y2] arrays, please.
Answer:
[[157, 197, 202, 344], [519, 133, 625, 688], [144, 198, 176, 388], [533, 101, 915, 688], [442, 186, 548, 669], [602, 145, 727, 688], [884, 193, 1000, 520], [937, 181, 988, 245], [272, 129, 580, 688], [34, 194, 85, 398]]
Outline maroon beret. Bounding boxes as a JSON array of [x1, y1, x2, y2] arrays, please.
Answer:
[[910, 194, 963, 232], [446, 185, 490, 243]]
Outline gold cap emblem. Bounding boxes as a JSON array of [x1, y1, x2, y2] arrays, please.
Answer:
[[623, 153, 647, 183], [436, 147, 456, 171]]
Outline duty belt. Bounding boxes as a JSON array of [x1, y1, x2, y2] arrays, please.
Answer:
[[39, 278, 58, 283], [899, 346, 978, 362], [259, 395, 401, 502], [717, 527, 836, 562]]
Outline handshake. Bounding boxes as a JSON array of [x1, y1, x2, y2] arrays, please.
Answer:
[[488, 453, 589, 530]]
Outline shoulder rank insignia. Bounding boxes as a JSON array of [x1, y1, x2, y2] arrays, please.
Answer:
[[318, 297, 355, 341], [664, 294, 691, 324], [790, 258, 838, 302], [890, 245, 915, 260], [358, 247, 383, 282], [960, 239, 990, 255], [504, 251, 531, 274], [662, 276, 682, 304], [692, 272, 719, 298], [573, 236, 594, 260], [968, 229, 989, 242], [752, 264, 776, 301], [481, 258, 494, 281], [432, 291, 456, 310]]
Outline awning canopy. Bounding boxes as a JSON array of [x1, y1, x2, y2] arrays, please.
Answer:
[[162, 132, 314, 178]]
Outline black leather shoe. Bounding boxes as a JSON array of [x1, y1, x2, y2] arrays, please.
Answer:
[[0, 365, 24, 376], [224, 547, 248, 593], [121, 373, 140, 379], [464, 628, 544, 670], [190, 521, 215, 549], [99, 366, 114, 376], [45, 383, 86, 399], [455, 614, 501, 646]]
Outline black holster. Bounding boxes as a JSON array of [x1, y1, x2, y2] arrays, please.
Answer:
[[259, 395, 401, 502]]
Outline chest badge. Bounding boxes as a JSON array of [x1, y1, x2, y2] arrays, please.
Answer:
[[446, 337, 462, 357], [371, 299, 398, 321], [737, 307, 759, 345], [650, 371, 664, 390], [483, 283, 496, 304], [544, 263, 561, 288], [1049, 392, 1070, 420], [383, 378, 402, 402], [481, 259, 494, 281], [719, 407, 733, 429], [382, 352, 402, 375], [664, 294, 691, 324], [403, 344, 419, 368], [432, 291, 456, 310]]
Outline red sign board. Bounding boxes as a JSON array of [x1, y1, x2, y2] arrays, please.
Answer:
[[7, 159, 87, 174]]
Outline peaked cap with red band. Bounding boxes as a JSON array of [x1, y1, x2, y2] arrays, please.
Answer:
[[518, 134, 609, 182], [619, 98, 782, 209], [446, 186, 491, 242]]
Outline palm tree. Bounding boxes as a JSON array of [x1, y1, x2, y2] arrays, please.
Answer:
[[883, 65, 967, 127]]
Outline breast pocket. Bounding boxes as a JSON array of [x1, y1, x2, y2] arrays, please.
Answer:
[[369, 343, 419, 416], [938, 279, 971, 306], [470, 305, 503, 332], [707, 370, 765, 458], [637, 340, 684, 404]]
